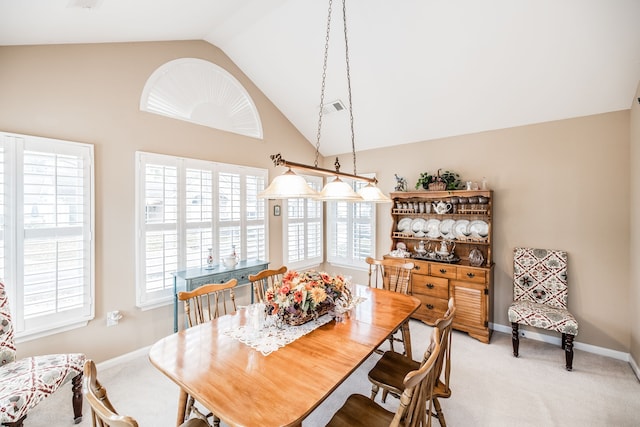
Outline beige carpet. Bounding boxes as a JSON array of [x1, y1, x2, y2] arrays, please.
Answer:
[[25, 320, 640, 426]]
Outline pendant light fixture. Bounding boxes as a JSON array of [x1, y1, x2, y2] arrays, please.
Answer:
[[258, 0, 390, 203]]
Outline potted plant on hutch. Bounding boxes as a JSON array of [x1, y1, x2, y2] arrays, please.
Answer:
[[415, 169, 461, 191]]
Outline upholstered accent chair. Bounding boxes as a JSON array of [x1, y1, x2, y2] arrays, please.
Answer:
[[83, 360, 208, 427], [326, 327, 441, 427], [508, 248, 579, 370], [366, 257, 415, 359], [249, 266, 287, 304], [0, 281, 85, 427]]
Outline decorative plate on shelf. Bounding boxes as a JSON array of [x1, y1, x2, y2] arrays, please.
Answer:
[[467, 220, 489, 240], [411, 218, 426, 234], [439, 219, 455, 239], [424, 219, 441, 239], [397, 218, 412, 232], [452, 219, 470, 240]]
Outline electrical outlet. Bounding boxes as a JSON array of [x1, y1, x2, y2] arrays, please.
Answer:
[[106, 310, 122, 327]]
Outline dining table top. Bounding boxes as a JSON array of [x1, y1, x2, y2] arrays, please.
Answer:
[[148, 284, 420, 427]]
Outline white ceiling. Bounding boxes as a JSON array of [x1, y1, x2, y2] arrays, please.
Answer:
[[2, 0, 640, 156]]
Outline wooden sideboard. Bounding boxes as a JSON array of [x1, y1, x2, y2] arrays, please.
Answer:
[[388, 190, 493, 343], [172, 259, 269, 332]]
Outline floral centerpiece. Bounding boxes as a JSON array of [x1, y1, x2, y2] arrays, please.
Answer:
[[265, 270, 351, 326]]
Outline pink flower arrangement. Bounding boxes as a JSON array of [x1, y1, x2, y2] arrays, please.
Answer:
[[265, 270, 349, 319]]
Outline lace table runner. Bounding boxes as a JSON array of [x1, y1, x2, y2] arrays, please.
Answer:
[[225, 296, 366, 356], [224, 314, 334, 356]]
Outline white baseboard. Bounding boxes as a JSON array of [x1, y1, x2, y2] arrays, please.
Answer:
[[491, 323, 630, 362], [630, 353, 640, 381], [95, 345, 151, 371]]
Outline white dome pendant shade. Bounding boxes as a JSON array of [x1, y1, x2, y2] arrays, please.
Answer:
[[258, 169, 319, 199], [140, 58, 263, 139], [317, 176, 363, 201], [357, 183, 392, 203]]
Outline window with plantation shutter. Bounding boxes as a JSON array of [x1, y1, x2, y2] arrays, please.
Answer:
[[326, 177, 376, 268], [282, 176, 323, 270], [0, 131, 94, 339], [135, 152, 267, 308]]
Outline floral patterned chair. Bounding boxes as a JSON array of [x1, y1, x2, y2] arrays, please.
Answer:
[[508, 248, 579, 370], [0, 281, 85, 426]]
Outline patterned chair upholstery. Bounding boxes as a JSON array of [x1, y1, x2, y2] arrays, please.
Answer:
[[0, 281, 85, 426], [507, 248, 578, 370]]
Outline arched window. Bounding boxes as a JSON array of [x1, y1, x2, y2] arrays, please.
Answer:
[[140, 58, 263, 139]]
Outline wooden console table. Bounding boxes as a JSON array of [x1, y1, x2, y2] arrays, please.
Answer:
[[172, 259, 269, 332]]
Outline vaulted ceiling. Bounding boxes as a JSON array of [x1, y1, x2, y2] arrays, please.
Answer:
[[2, 0, 639, 156]]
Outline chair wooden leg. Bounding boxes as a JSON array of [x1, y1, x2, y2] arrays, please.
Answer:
[[71, 373, 83, 424], [511, 323, 519, 357], [370, 383, 379, 401], [564, 334, 574, 371], [401, 321, 412, 360], [432, 397, 446, 427], [381, 389, 389, 403], [2, 415, 26, 427], [561, 333, 566, 349]]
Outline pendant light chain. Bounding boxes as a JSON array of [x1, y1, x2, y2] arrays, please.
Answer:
[[342, 0, 357, 176], [315, 0, 333, 168]]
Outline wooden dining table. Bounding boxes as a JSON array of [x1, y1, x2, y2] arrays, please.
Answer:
[[148, 285, 420, 427]]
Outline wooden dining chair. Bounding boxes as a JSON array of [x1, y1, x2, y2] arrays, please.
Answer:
[[83, 360, 207, 427], [366, 257, 415, 359], [249, 266, 286, 303], [326, 327, 441, 427], [177, 279, 238, 426], [368, 297, 456, 427]]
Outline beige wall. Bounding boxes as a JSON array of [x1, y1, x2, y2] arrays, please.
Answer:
[[630, 82, 640, 364], [0, 41, 312, 362], [0, 41, 634, 360], [334, 111, 631, 352]]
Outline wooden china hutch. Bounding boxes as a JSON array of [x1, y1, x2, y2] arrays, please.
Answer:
[[386, 190, 494, 343]]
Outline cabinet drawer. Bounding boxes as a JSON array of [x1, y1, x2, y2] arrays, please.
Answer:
[[411, 275, 448, 299], [456, 267, 486, 284], [430, 264, 457, 279], [412, 296, 449, 325]]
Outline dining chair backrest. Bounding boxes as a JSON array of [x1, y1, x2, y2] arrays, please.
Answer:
[[249, 266, 287, 303], [429, 298, 456, 395], [391, 327, 441, 427], [84, 360, 209, 427], [178, 279, 238, 328], [365, 257, 414, 294], [84, 359, 139, 427]]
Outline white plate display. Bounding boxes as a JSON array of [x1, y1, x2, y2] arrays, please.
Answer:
[[397, 218, 412, 232], [467, 220, 489, 240], [452, 220, 470, 240], [424, 219, 441, 239], [439, 219, 455, 238], [411, 218, 426, 234]]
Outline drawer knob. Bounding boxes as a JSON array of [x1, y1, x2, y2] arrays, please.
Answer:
[[414, 265, 421, 271], [426, 304, 434, 310], [467, 272, 475, 278], [439, 268, 447, 274], [426, 283, 435, 289]]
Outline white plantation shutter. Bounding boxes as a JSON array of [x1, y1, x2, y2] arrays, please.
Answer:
[[327, 177, 376, 267], [135, 153, 267, 308], [0, 132, 94, 338], [283, 176, 323, 270]]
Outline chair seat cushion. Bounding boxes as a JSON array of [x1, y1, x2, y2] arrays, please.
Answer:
[[508, 301, 578, 336], [0, 353, 85, 423]]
